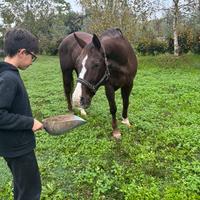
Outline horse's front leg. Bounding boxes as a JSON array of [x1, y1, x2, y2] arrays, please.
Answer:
[[105, 85, 121, 139], [121, 83, 133, 127], [62, 69, 74, 112]]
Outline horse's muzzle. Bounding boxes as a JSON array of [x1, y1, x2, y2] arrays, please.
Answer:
[[80, 96, 91, 109]]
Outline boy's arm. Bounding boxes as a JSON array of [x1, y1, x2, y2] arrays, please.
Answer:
[[0, 76, 34, 131]]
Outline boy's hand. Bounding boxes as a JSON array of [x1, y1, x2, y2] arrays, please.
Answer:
[[32, 119, 43, 132]]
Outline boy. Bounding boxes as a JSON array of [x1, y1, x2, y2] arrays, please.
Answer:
[[0, 28, 43, 200]]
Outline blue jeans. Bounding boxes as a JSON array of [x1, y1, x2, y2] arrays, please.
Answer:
[[4, 150, 41, 200]]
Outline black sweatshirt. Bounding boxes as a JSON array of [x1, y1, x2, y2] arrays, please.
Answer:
[[0, 62, 35, 158]]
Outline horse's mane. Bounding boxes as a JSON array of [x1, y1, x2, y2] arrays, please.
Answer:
[[100, 28, 123, 39]]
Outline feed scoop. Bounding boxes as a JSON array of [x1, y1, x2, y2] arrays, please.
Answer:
[[42, 114, 86, 136]]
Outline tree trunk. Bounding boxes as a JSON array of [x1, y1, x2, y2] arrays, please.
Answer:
[[173, 0, 180, 56], [198, 0, 200, 11]]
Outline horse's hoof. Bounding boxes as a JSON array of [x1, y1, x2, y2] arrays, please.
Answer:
[[112, 130, 121, 139], [122, 118, 131, 127], [79, 108, 87, 116]]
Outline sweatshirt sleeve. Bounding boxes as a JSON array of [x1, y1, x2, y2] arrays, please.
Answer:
[[0, 76, 34, 130]]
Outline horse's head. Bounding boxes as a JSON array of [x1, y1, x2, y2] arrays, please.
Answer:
[[72, 33, 110, 109]]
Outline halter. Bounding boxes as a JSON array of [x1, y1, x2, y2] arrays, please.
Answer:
[[77, 47, 110, 94]]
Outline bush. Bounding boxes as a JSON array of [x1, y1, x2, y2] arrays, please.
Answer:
[[191, 43, 200, 54], [178, 33, 190, 54], [137, 43, 147, 55], [137, 40, 167, 56], [167, 33, 192, 55], [45, 41, 59, 56], [167, 38, 174, 54], [39, 36, 63, 56], [191, 36, 200, 54]]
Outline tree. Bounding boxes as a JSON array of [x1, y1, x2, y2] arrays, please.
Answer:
[[78, 0, 158, 44], [78, 0, 132, 41], [0, 0, 79, 54], [161, 0, 199, 55], [62, 11, 84, 34], [0, 0, 70, 29], [172, 0, 180, 56]]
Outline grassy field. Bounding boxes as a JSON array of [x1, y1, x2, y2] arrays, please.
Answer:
[[0, 54, 200, 199]]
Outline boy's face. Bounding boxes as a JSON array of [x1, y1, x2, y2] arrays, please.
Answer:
[[17, 49, 37, 70]]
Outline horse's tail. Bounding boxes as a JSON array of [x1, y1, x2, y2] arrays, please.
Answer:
[[115, 28, 123, 37], [58, 42, 68, 71]]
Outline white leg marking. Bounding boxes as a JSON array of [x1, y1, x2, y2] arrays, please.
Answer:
[[79, 108, 87, 116], [72, 55, 88, 107], [122, 118, 131, 127]]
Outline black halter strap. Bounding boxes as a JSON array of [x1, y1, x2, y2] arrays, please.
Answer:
[[77, 47, 110, 94]]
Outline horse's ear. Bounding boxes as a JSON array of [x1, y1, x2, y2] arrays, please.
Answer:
[[74, 33, 87, 48], [92, 34, 101, 50]]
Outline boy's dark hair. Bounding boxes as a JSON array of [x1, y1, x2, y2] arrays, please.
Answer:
[[4, 28, 39, 57]]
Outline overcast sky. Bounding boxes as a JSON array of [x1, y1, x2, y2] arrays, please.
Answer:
[[66, 0, 174, 15], [66, 0, 173, 11], [66, 0, 82, 12]]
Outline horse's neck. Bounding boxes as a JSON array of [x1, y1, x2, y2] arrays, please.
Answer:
[[104, 46, 128, 66]]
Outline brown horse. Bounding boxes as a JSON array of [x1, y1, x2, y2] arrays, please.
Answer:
[[59, 28, 137, 138]]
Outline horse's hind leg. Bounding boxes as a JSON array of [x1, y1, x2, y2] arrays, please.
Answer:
[[62, 68, 74, 112], [121, 83, 133, 127]]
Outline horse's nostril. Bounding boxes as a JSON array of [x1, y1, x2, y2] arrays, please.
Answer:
[[80, 97, 84, 105], [80, 97, 90, 108]]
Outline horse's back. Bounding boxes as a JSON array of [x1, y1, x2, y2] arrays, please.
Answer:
[[100, 28, 123, 39], [101, 28, 137, 76]]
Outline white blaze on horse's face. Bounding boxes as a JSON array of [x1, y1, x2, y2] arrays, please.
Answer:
[[72, 55, 88, 107]]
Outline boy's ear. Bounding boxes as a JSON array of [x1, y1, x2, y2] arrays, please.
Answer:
[[18, 49, 26, 55], [17, 49, 27, 60]]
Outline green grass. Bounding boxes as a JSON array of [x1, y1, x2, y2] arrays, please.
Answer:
[[0, 54, 200, 199]]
